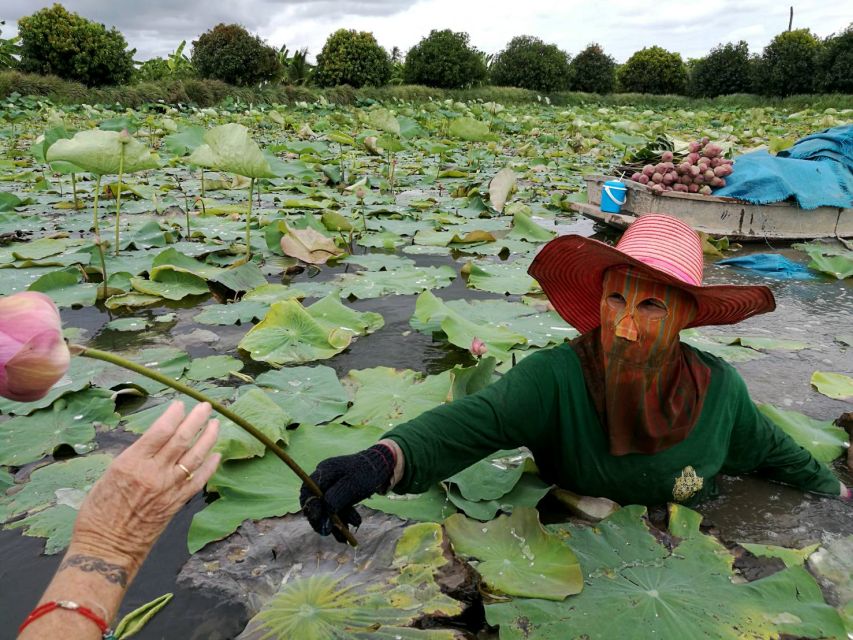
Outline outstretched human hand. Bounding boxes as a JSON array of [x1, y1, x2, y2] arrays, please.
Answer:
[[300, 444, 395, 543], [72, 401, 221, 571]]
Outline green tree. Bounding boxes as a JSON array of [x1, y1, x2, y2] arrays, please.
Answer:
[[490, 36, 571, 92], [313, 29, 391, 88], [816, 24, 853, 93], [403, 29, 487, 89], [758, 29, 821, 96], [17, 4, 135, 86], [191, 23, 281, 86], [617, 46, 688, 94], [689, 41, 753, 97], [569, 43, 617, 93], [0, 21, 21, 70]]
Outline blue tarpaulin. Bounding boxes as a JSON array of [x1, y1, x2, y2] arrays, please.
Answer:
[[717, 254, 817, 280], [714, 124, 853, 210]]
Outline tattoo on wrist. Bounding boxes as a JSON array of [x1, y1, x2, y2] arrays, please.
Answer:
[[59, 554, 129, 587]]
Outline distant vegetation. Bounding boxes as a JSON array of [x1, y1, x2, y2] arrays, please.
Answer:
[[2, 3, 851, 100]]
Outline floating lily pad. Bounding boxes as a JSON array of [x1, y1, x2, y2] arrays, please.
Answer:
[[810, 371, 853, 400], [341, 367, 453, 429], [255, 365, 349, 424], [185, 355, 245, 382], [1, 454, 112, 553], [445, 507, 583, 600], [486, 504, 846, 640], [757, 404, 847, 462], [334, 265, 456, 300], [0, 389, 117, 466], [214, 387, 291, 462], [507, 210, 555, 242], [464, 260, 539, 295], [105, 317, 152, 332], [28, 268, 99, 308]]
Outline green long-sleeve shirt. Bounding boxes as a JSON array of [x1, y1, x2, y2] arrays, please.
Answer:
[[384, 343, 840, 505]]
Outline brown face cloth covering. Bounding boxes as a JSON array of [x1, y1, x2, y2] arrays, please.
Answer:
[[571, 266, 711, 456]]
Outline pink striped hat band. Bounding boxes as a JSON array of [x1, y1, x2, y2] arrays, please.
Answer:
[[528, 214, 775, 333]]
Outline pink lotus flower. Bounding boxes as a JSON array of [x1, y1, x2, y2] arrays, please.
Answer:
[[470, 337, 488, 357], [0, 292, 70, 401]]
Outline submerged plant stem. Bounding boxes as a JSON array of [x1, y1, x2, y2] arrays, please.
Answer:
[[71, 344, 358, 546]]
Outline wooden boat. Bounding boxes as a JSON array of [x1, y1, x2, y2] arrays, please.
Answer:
[[572, 175, 853, 242]]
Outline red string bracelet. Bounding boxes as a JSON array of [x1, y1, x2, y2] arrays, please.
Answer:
[[19, 600, 114, 638]]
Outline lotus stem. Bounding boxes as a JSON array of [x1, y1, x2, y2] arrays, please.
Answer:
[[114, 145, 125, 256], [200, 168, 205, 198], [91, 175, 109, 300], [71, 172, 79, 210], [246, 177, 255, 259], [70, 344, 358, 547]]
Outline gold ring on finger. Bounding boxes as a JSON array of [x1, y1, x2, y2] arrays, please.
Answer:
[[177, 463, 193, 481]]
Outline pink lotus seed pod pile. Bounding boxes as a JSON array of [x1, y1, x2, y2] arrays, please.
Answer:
[[633, 138, 734, 196]]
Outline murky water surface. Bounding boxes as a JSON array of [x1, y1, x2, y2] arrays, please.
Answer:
[[1, 216, 850, 639]]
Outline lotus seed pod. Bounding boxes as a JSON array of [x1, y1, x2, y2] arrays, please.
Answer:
[[637, 174, 650, 184], [642, 164, 656, 176], [661, 150, 674, 162], [652, 172, 663, 183], [631, 172, 643, 182], [699, 185, 712, 195], [688, 183, 699, 193]]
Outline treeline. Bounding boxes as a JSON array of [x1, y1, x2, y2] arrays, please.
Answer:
[[2, 3, 851, 99]]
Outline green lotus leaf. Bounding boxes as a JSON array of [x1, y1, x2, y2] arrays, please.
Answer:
[[739, 542, 820, 568], [728, 336, 809, 351], [447, 451, 530, 502], [28, 267, 99, 308], [46, 129, 160, 176], [309, 294, 385, 335], [130, 271, 209, 301], [0, 454, 112, 546], [94, 347, 190, 395], [184, 355, 244, 382], [486, 504, 847, 640], [6, 504, 81, 554], [104, 292, 163, 310], [214, 387, 291, 462], [448, 117, 495, 142], [197, 123, 276, 179], [194, 299, 271, 325], [238, 300, 354, 366], [412, 290, 526, 361], [0, 357, 104, 416], [163, 125, 205, 156], [105, 317, 152, 332], [757, 404, 847, 462], [11, 238, 76, 260], [364, 484, 455, 523], [341, 367, 453, 429], [0, 389, 117, 466], [810, 371, 853, 400], [368, 108, 402, 135], [446, 473, 551, 522], [334, 265, 456, 299], [507, 209, 556, 242], [797, 243, 853, 279], [679, 329, 766, 362], [342, 253, 416, 271], [242, 522, 461, 640], [256, 365, 349, 424], [464, 259, 539, 295], [120, 386, 237, 434], [445, 506, 583, 600]]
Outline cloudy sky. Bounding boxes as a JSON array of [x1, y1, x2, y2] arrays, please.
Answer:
[[2, 0, 850, 64]]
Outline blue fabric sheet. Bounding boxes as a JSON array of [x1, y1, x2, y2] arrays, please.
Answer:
[[714, 124, 853, 210], [717, 254, 817, 280]]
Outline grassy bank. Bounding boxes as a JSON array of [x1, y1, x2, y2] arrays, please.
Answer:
[[2, 71, 852, 111]]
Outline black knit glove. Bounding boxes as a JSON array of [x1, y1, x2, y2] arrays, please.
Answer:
[[299, 444, 395, 543]]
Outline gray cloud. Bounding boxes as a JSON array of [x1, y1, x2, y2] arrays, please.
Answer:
[[1, 0, 419, 57]]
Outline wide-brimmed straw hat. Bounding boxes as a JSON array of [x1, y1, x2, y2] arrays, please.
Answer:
[[528, 214, 775, 333]]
